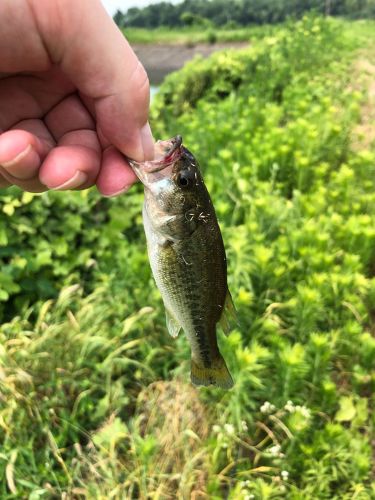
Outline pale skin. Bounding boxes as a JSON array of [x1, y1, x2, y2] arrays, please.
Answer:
[[0, 0, 154, 196]]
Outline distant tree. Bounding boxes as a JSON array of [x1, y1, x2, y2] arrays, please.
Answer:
[[180, 12, 211, 27], [342, 0, 375, 17], [180, 12, 195, 25], [113, 9, 125, 27], [117, 0, 375, 28]]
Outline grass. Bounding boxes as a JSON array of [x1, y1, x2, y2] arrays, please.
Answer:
[[1, 16, 375, 499], [123, 25, 272, 45]]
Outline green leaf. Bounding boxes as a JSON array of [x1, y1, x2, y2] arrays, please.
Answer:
[[0, 228, 8, 246], [335, 396, 356, 422], [93, 417, 128, 452]]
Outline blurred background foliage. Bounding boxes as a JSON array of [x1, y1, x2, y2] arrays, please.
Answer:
[[0, 14, 374, 500], [114, 0, 375, 29]]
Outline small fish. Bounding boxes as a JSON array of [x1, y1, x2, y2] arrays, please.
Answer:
[[129, 136, 235, 389]]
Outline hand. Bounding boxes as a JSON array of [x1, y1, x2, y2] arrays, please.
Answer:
[[0, 0, 154, 196]]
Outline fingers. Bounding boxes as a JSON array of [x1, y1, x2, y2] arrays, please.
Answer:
[[40, 96, 100, 189], [0, 123, 53, 191], [31, 0, 154, 161], [0, 109, 101, 192], [0, 1, 50, 73], [96, 146, 138, 197], [0, 69, 75, 132], [0, 131, 46, 179], [44, 94, 95, 139], [39, 130, 101, 190]]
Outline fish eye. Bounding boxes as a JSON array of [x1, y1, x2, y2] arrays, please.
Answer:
[[176, 170, 194, 188]]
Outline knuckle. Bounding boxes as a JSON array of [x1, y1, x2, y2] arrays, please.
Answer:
[[130, 60, 150, 97]]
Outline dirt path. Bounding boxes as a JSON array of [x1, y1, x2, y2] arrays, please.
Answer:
[[350, 46, 375, 482], [352, 50, 375, 151], [132, 42, 249, 84]]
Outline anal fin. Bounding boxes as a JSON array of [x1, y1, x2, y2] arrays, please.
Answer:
[[219, 290, 238, 336]]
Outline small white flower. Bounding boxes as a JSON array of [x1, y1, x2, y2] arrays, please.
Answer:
[[244, 495, 255, 500], [269, 444, 281, 456], [224, 423, 235, 435], [299, 406, 311, 419], [281, 470, 289, 480], [260, 401, 270, 413], [212, 424, 221, 433], [241, 420, 248, 432], [245, 480, 251, 487], [284, 400, 295, 412], [260, 401, 276, 414], [285, 401, 311, 418]]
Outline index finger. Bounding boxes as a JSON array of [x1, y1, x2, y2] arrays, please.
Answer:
[[29, 0, 154, 161]]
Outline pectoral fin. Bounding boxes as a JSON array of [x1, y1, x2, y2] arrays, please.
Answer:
[[166, 308, 181, 338], [219, 290, 238, 336]]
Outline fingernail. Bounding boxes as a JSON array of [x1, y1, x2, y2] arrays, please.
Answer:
[[1, 144, 40, 178], [51, 171, 88, 191], [140, 122, 155, 161], [102, 185, 132, 198], [1, 144, 32, 167]]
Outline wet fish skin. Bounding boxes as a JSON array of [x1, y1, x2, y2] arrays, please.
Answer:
[[130, 136, 234, 389]]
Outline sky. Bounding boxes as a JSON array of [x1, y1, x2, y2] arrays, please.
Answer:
[[101, 0, 179, 16]]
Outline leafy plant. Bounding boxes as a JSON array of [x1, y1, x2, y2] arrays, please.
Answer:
[[1, 16, 375, 499]]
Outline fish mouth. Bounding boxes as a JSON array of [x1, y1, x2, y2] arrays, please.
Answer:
[[129, 135, 183, 175]]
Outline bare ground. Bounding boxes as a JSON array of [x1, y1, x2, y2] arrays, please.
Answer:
[[132, 42, 249, 84], [352, 47, 375, 482], [351, 52, 375, 151]]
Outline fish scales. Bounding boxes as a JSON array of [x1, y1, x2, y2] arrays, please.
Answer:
[[152, 224, 225, 365], [130, 136, 234, 389]]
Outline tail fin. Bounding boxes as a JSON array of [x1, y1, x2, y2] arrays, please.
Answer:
[[191, 355, 234, 389]]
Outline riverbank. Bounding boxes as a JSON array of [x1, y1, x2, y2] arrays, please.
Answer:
[[132, 42, 249, 84]]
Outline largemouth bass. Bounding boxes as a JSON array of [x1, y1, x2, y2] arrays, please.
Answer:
[[130, 136, 234, 389]]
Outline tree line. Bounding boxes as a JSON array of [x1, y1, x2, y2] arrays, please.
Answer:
[[114, 0, 375, 28]]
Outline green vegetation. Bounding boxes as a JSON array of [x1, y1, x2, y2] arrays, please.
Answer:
[[1, 15, 375, 499], [114, 0, 375, 29], [123, 25, 268, 45]]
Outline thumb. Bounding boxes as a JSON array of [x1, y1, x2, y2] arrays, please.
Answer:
[[31, 0, 154, 161]]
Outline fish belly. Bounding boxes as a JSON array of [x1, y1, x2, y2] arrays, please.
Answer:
[[143, 204, 226, 364]]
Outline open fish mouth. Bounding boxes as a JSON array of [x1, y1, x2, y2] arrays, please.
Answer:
[[129, 135, 183, 174]]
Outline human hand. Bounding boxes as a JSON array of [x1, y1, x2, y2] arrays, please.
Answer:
[[0, 0, 154, 196]]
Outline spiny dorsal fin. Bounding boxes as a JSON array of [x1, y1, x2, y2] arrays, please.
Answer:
[[166, 308, 181, 338], [219, 290, 238, 336]]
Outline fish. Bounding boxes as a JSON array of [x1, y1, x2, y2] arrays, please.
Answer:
[[129, 136, 235, 389]]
